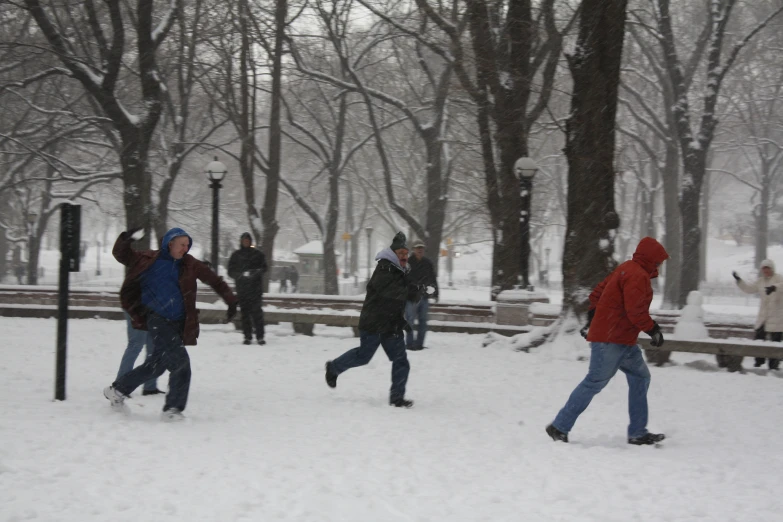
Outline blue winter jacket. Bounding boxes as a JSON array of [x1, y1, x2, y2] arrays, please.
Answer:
[[140, 228, 192, 321]]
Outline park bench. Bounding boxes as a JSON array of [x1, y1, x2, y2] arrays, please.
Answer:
[[637, 337, 783, 372]]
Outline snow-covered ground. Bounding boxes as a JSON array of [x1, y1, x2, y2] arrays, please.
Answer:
[[2, 317, 783, 521]]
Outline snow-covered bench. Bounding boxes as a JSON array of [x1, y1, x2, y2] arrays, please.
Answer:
[[637, 337, 783, 372]]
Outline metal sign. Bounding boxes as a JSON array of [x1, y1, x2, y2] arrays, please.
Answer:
[[60, 203, 81, 272]]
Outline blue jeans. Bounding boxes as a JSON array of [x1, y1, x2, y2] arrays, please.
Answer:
[[553, 342, 651, 438], [113, 313, 191, 412], [331, 331, 410, 401], [116, 312, 158, 392], [404, 299, 429, 348]]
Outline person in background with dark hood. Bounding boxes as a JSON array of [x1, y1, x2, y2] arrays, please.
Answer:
[[324, 232, 420, 408], [228, 232, 268, 345], [103, 227, 238, 421], [546, 237, 669, 445]]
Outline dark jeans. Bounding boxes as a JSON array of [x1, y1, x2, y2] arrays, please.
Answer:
[[113, 313, 191, 412], [754, 326, 781, 369], [239, 295, 265, 341], [331, 331, 410, 400]]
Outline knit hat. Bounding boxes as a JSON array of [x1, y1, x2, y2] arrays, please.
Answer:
[[240, 232, 253, 245], [390, 231, 408, 252]]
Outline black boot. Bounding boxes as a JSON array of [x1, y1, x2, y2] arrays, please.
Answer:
[[754, 358, 765, 368], [258, 339, 266, 345], [325, 361, 338, 388], [628, 433, 665, 445], [141, 389, 165, 396], [243, 339, 251, 345], [390, 398, 414, 408], [545, 424, 568, 443]]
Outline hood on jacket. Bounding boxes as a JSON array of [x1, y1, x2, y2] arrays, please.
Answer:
[[375, 247, 409, 272], [632, 237, 669, 276], [160, 227, 192, 259], [760, 259, 776, 273]]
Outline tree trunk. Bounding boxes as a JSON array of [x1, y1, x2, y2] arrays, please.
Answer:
[[259, 0, 287, 291], [661, 141, 681, 308], [562, 0, 628, 315], [677, 153, 707, 306], [756, 183, 770, 266]]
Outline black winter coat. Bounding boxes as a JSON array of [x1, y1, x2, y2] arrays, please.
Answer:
[[227, 246, 268, 298], [359, 258, 418, 334], [408, 255, 439, 300]]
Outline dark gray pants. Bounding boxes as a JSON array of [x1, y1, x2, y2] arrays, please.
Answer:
[[113, 313, 191, 412]]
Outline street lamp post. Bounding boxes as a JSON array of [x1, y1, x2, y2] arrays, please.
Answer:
[[27, 212, 37, 285], [514, 157, 539, 290], [205, 156, 228, 272], [365, 226, 373, 280], [96, 241, 101, 276], [342, 232, 351, 279]]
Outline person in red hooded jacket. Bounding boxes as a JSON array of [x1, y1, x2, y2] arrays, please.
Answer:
[[546, 237, 669, 445]]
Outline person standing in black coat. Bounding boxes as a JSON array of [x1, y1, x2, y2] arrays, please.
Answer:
[[324, 232, 420, 408], [405, 240, 439, 350], [227, 232, 268, 345]]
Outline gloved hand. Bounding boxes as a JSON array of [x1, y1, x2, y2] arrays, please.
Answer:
[[766, 285, 776, 295], [646, 322, 664, 348], [126, 227, 145, 241], [732, 271, 741, 281], [580, 309, 595, 339], [225, 302, 238, 323], [403, 322, 413, 334]]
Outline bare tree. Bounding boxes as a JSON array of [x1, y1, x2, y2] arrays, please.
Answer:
[[655, 0, 783, 305], [15, 0, 181, 246], [561, 0, 628, 315]]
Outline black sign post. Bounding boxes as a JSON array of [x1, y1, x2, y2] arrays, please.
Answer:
[[55, 203, 81, 401]]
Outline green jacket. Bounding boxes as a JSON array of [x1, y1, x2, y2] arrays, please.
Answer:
[[359, 252, 418, 334]]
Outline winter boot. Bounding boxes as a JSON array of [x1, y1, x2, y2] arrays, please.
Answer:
[[103, 386, 126, 408], [142, 388, 165, 396], [258, 339, 266, 346], [754, 358, 765, 368], [628, 432, 665, 445], [325, 361, 338, 389], [161, 408, 185, 422], [407, 345, 423, 351], [545, 424, 569, 443], [243, 339, 252, 345], [390, 398, 414, 408]]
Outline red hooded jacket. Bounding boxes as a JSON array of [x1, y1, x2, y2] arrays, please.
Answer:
[[586, 237, 669, 346]]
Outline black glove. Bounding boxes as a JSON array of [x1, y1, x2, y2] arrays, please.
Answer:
[[766, 285, 776, 295], [645, 322, 664, 348], [732, 271, 741, 281], [403, 322, 412, 334], [225, 302, 238, 323], [580, 309, 595, 339]]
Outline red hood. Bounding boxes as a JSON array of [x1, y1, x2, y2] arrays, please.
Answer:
[[632, 237, 669, 276]]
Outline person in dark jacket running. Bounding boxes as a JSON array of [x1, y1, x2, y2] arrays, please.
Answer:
[[546, 237, 669, 445], [324, 232, 420, 408], [103, 227, 238, 421], [405, 240, 438, 350], [228, 232, 268, 345]]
